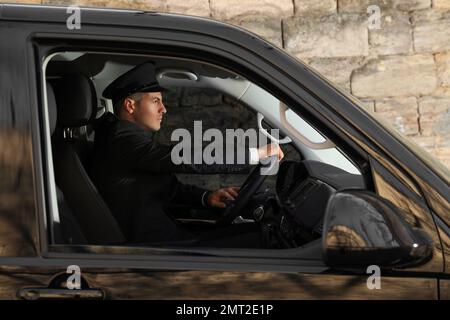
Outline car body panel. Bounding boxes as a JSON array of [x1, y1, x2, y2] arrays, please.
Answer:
[[0, 263, 439, 300], [440, 279, 450, 300]]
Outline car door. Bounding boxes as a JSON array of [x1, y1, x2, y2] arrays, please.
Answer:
[[1, 4, 447, 300]]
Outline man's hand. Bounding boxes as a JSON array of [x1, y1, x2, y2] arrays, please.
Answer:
[[257, 143, 284, 161], [207, 186, 240, 208]]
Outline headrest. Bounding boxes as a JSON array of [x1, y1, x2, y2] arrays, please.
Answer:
[[51, 74, 97, 127], [46, 81, 57, 135]]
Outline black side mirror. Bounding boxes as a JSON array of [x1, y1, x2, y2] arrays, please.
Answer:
[[322, 190, 433, 269]]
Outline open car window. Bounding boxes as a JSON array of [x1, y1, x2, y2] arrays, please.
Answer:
[[41, 50, 368, 257]]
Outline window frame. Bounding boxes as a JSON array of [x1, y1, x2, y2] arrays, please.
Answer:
[[30, 31, 373, 273]]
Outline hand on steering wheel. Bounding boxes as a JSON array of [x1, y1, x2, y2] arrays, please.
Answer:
[[216, 155, 279, 225]]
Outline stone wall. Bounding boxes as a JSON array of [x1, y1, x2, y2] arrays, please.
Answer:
[[12, 0, 450, 168]]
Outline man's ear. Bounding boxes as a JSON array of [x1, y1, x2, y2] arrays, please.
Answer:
[[124, 97, 135, 114]]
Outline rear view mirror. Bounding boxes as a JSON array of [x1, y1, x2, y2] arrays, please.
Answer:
[[322, 190, 433, 269]]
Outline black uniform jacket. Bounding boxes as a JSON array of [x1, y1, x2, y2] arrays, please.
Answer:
[[89, 113, 253, 242]]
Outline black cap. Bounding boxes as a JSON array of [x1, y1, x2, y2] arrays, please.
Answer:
[[102, 61, 167, 103]]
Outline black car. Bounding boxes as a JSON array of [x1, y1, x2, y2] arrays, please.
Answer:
[[0, 3, 449, 300]]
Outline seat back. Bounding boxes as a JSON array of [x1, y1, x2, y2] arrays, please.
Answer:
[[47, 81, 87, 245], [50, 74, 125, 245]]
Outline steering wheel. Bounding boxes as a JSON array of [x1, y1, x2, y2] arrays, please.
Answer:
[[216, 156, 278, 225]]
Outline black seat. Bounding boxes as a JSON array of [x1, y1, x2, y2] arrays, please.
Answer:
[[47, 81, 87, 245], [50, 74, 126, 245]]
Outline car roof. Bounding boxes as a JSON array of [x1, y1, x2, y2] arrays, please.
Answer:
[[0, 3, 264, 44]]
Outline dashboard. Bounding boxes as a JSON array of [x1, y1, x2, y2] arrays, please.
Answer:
[[254, 160, 366, 248]]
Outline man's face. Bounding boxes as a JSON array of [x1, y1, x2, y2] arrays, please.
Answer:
[[128, 92, 166, 131]]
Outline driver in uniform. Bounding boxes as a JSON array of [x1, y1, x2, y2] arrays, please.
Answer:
[[90, 61, 284, 247]]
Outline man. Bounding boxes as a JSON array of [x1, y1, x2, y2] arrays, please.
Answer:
[[90, 61, 283, 246]]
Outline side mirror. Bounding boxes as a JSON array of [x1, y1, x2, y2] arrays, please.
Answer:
[[323, 190, 433, 269]]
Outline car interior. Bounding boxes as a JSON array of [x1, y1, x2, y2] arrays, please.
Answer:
[[43, 51, 367, 254]]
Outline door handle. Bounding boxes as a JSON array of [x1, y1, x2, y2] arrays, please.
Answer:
[[17, 287, 105, 300]]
